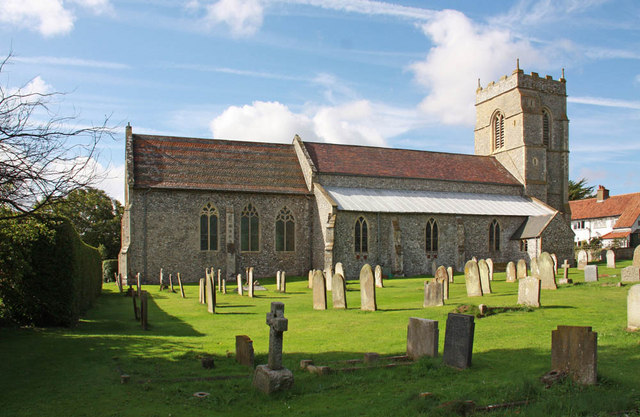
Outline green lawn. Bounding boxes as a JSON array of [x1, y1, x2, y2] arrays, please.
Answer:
[[1, 261, 639, 416]]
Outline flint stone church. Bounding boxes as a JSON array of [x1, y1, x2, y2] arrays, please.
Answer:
[[119, 66, 575, 282]]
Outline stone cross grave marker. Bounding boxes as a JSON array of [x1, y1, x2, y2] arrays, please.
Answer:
[[443, 313, 475, 369], [517, 276, 541, 307], [237, 274, 243, 295], [423, 280, 444, 307], [177, 273, 185, 298], [331, 273, 347, 309], [560, 260, 570, 283], [435, 265, 449, 300], [464, 260, 482, 297], [621, 266, 640, 283], [516, 259, 528, 279], [478, 259, 492, 294], [606, 250, 616, 269], [360, 264, 377, 311], [235, 335, 255, 368], [506, 261, 516, 283], [406, 317, 439, 360], [486, 258, 494, 281], [312, 270, 326, 310], [447, 266, 454, 283], [628, 284, 640, 331], [633, 245, 640, 267], [324, 267, 333, 291], [539, 252, 557, 290], [577, 249, 588, 270], [374, 265, 383, 288], [584, 265, 598, 282], [335, 262, 345, 280], [551, 325, 597, 385]]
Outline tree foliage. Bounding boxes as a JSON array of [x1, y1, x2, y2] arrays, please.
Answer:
[[569, 178, 595, 201]]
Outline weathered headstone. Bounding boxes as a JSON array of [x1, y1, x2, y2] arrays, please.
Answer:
[[517, 276, 541, 307], [280, 271, 286, 293], [435, 265, 449, 300], [335, 262, 345, 280], [530, 257, 540, 278], [577, 249, 588, 270], [276, 271, 281, 292], [374, 265, 383, 288], [431, 261, 437, 276], [633, 245, 640, 267], [221, 276, 227, 294], [478, 259, 492, 294], [506, 261, 516, 282], [406, 317, 439, 360], [584, 265, 598, 282], [140, 291, 148, 330], [447, 266, 454, 283], [606, 250, 616, 269], [331, 273, 347, 309], [360, 264, 377, 311], [621, 266, 640, 283], [517, 259, 528, 279], [199, 278, 205, 304], [312, 270, 326, 310], [159, 268, 164, 290], [486, 258, 494, 281], [217, 269, 222, 293], [168, 273, 174, 292], [308, 270, 313, 288], [136, 273, 142, 298], [471, 256, 477, 262], [423, 280, 444, 307], [236, 335, 255, 367], [206, 274, 216, 313], [538, 252, 557, 290], [177, 273, 185, 298], [132, 292, 139, 320], [443, 313, 475, 369], [628, 284, 640, 330], [248, 268, 255, 298], [464, 260, 483, 297], [324, 267, 333, 291], [252, 302, 293, 394], [551, 325, 597, 385], [115, 273, 123, 293]]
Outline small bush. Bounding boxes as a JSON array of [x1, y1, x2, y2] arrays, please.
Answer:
[[102, 259, 118, 282]]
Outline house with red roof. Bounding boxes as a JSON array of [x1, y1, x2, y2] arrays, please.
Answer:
[[569, 186, 640, 248]]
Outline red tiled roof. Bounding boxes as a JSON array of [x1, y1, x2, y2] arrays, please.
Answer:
[[132, 134, 309, 195], [569, 192, 640, 228], [601, 231, 631, 240], [303, 142, 521, 185]]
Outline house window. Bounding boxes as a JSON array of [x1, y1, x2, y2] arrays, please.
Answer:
[[200, 203, 219, 251], [520, 239, 528, 252], [275, 206, 295, 252], [241, 203, 259, 252], [542, 109, 551, 147], [426, 218, 438, 253], [355, 216, 368, 253], [494, 112, 505, 150], [573, 220, 585, 229], [489, 219, 500, 251]]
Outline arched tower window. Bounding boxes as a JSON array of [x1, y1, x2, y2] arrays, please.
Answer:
[[426, 218, 438, 253], [275, 206, 295, 252], [489, 219, 500, 252], [241, 203, 260, 252], [493, 112, 505, 150], [200, 203, 219, 251], [542, 109, 551, 148], [354, 216, 368, 253]]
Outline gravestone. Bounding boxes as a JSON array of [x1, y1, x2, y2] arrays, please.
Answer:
[[584, 265, 598, 282], [577, 249, 588, 270], [506, 261, 516, 283], [159, 268, 164, 290], [538, 252, 557, 290], [551, 253, 558, 275], [324, 267, 333, 291], [606, 250, 616, 269], [206, 274, 216, 314], [464, 260, 483, 297], [308, 270, 313, 288], [443, 313, 475, 369], [169, 273, 174, 292], [252, 302, 293, 394], [431, 261, 437, 276], [115, 273, 123, 293], [199, 278, 205, 304], [471, 256, 477, 262], [237, 274, 243, 295], [423, 280, 444, 307], [312, 270, 326, 310], [221, 276, 227, 294], [486, 258, 494, 281], [517, 276, 541, 307], [216, 269, 221, 293], [478, 259, 492, 294], [447, 266, 454, 283], [335, 262, 345, 280], [236, 335, 255, 367], [530, 257, 540, 278], [331, 273, 347, 309], [374, 265, 384, 288], [516, 259, 528, 279], [628, 284, 640, 330], [360, 264, 377, 311], [248, 268, 255, 298], [406, 317, 439, 360], [621, 266, 640, 283], [177, 273, 185, 298], [551, 326, 597, 385], [634, 245, 640, 267], [559, 260, 571, 284], [276, 271, 281, 292], [136, 273, 142, 298], [280, 271, 286, 293], [140, 291, 148, 330], [435, 265, 449, 300]]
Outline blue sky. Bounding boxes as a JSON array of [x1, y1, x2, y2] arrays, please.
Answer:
[[2, 0, 639, 204]]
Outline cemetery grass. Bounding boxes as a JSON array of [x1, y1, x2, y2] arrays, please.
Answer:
[[1, 263, 639, 416]]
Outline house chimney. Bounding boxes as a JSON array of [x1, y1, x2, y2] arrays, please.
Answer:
[[596, 185, 609, 202]]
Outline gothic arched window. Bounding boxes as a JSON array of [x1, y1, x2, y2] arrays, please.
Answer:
[[275, 206, 295, 252], [241, 203, 260, 252], [200, 203, 219, 251], [494, 112, 505, 150], [354, 216, 368, 253], [542, 109, 551, 148], [489, 219, 501, 252], [426, 218, 438, 253]]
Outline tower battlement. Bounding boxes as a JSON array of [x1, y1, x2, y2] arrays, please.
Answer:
[[476, 69, 566, 105]]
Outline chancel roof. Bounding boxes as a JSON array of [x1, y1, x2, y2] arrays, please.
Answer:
[[304, 142, 521, 186], [132, 134, 309, 195]]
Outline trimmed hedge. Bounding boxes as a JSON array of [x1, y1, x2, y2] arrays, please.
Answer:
[[0, 217, 102, 326], [102, 259, 118, 282]]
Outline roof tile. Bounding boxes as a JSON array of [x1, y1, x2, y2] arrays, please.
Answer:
[[569, 193, 640, 228]]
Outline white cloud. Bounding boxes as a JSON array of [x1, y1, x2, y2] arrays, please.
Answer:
[[409, 9, 547, 126], [279, 0, 436, 21], [569, 96, 640, 110], [490, 0, 609, 28], [0, 0, 74, 36], [204, 0, 264, 37], [14, 56, 129, 70], [94, 161, 125, 204], [22, 76, 54, 96], [68, 0, 113, 15]]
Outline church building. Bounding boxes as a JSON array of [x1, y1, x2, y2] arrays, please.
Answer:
[[119, 66, 575, 282]]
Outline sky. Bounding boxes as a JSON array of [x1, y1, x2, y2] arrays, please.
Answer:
[[1, 0, 639, 204]]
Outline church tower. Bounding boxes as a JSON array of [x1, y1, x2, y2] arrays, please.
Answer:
[[474, 64, 570, 213]]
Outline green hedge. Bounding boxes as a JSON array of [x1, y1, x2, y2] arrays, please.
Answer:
[[102, 259, 118, 282], [0, 217, 102, 326]]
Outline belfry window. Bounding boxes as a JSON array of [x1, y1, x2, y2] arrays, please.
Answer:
[[275, 206, 295, 252], [494, 112, 505, 150], [426, 218, 438, 253], [354, 216, 368, 253], [200, 203, 219, 251], [241, 203, 260, 252], [489, 219, 501, 251], [542, 109, 551, 147]]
